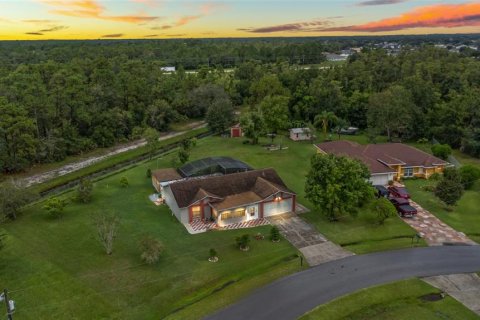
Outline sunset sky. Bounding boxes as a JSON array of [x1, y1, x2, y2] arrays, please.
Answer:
[[0, 0, 479, 40]]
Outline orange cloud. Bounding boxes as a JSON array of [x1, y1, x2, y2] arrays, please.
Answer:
[[42, 0, 158, 24], [327, 2, 480, 32]]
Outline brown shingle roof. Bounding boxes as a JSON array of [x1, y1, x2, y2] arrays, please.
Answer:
[[211, 191, 262, 211], [169, 168, 293, 208], [152, 168, 182, 182], [315, 141, 448, 174]]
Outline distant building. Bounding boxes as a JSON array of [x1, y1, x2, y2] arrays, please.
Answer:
[[230, 123, 243, 138], [289, 128, 311, 141], [325, 53, 349, 62], [161, 66, 176, 72]]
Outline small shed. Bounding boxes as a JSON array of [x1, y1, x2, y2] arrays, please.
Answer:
[[289, 128, 311, 141], [230, 124, 243, 138]]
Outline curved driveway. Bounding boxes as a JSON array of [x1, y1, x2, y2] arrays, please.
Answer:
[[206, 246, 480, 320]]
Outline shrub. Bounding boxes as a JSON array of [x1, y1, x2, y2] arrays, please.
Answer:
[[431, 144, 452, 160], [417, 138, 429, 144], [119, 176, 129, 188], [43, 197, 68, 219], [209, 248, 217, 258], [94, 211, 120, 255], [371, 197, 396, 225], [139, 236, 164, 264], [77, 178, 93, 203], [422, 185, 436, 192], [435, 178, 464, 206], [270, 226, 281, 242], [443, 167, 461, 182], [459, 165, 480, 190], [235, 234, 250, 251], [146, 168, 152, 178], [429, 172, 442, 181], [387, 180, 394, 186]]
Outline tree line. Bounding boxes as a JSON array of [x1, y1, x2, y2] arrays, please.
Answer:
[[1, 40, 479, 174]]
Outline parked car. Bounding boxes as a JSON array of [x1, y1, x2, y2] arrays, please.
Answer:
[[373, 185, 389, 198], [389, 197, 410, 207], [388, 186, 410, 199], [397, 204, 417, 218], [339, 127, 359, 135]]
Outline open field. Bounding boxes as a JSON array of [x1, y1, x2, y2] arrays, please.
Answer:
[[0, 152, 302, 319], [300, 278, 479, 320]]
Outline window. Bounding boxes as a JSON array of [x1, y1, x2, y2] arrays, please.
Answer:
[[404, 167, 414, 177], [248, 207, 255, 216], [221, 209, 245, 220], [191, 206, 201, 217]]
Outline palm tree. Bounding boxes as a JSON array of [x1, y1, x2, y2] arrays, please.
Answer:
[[334, 118, 349, 140], [314, 111, 338, 141]]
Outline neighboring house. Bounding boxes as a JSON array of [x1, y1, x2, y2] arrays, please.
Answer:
[[289, 128, 311, 141], [230, 123, 243, 138], [153, 167, 296, 227], [315, 141, 450, 185], [325, 53, 349, 61]]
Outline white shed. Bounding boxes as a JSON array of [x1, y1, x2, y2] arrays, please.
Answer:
[[289, 128, 311, 141]]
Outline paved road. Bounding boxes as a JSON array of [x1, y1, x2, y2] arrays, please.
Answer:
[[206, 246, 480, 320]]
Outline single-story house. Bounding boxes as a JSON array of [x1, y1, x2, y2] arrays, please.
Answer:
[[289, 128, 312, 141], [156, 168, 296, 227], [315, 141, 450, 185], [230, 123, 243, 138]]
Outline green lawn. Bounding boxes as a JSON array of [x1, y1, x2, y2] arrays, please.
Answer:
[[405, 179, 480, 243], [300, 279, 479, 320], [0, 152, 302, 319]]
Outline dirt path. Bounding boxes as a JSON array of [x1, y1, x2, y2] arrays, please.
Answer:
[[21, 122, 206, 188]]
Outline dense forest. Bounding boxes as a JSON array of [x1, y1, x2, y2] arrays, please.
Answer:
[[0, 36, 479, 173]]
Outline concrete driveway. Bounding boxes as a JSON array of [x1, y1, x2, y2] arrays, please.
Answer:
[[206, 246, 480, 320], [267, 213, 353, 266]]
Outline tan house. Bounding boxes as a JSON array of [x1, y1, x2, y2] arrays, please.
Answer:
[[315, 141, 450, 185]]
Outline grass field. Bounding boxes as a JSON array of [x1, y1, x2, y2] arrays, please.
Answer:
[[0, 152, 302, 319], [299, 279, 479, 320]]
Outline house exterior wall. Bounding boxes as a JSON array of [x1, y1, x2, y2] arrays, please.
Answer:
[[152, 176, 161, 193], [162, 186, 189, 224], [217, 204, 259, 227]]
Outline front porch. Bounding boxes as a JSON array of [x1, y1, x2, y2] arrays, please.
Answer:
[[184, 217, 270, 234]]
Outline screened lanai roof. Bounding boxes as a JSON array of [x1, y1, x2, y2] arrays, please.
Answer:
[[178, 157, 252, 178]]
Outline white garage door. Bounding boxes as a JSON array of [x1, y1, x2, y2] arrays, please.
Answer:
[[264, 198, 292, 217], [369, 174, 390, 186]]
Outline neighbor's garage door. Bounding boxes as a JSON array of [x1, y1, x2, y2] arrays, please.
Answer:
[[264, 198, 293, 217], [369, 174, 389, 186]]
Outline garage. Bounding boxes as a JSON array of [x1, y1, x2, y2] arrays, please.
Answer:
[[369, 173, 394, 186], [264, 198, 293, 217]]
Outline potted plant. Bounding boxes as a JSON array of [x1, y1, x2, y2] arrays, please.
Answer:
[[208, 248, 218, 262], [270, 226, 281, 242], [235, 234, 250, 251]]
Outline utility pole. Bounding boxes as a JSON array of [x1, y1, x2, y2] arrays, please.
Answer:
[[2, 289, 13, 320]]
